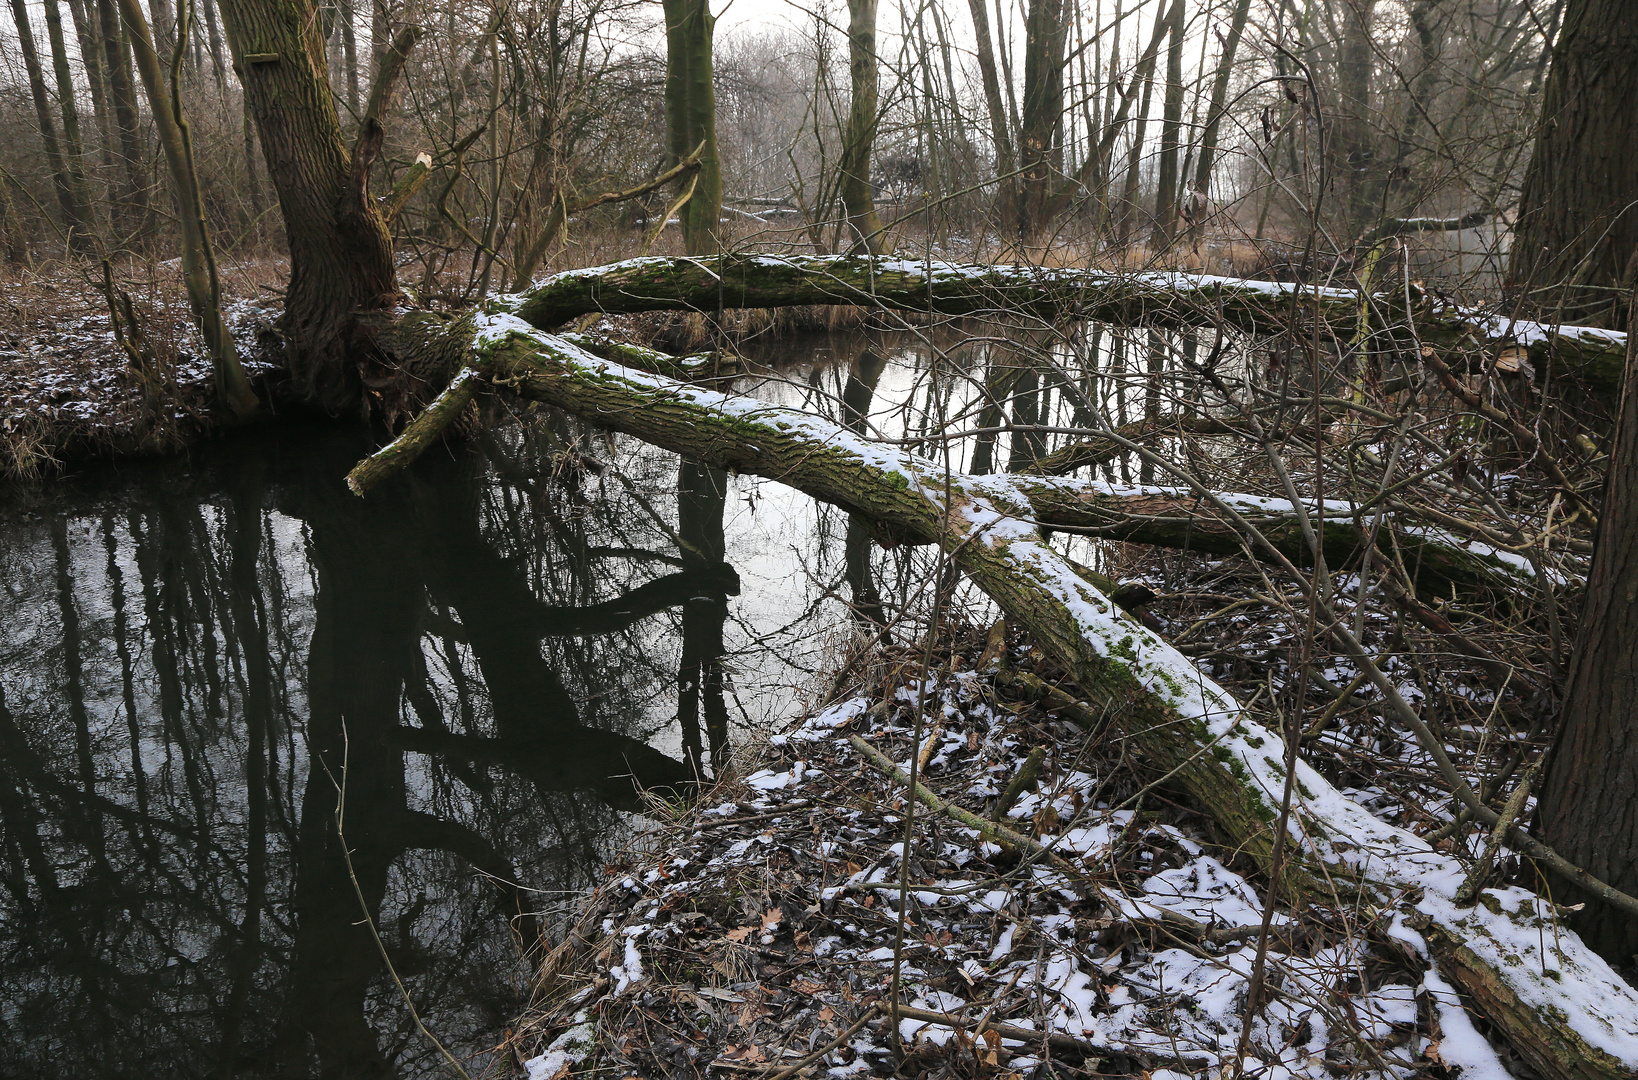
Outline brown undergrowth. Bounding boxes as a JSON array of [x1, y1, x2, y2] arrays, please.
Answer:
[[505, 614, 1501, 1080], [0, 258, 287, 481]]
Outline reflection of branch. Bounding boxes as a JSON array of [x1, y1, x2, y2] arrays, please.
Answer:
[[387, 726, 695, 809], [396, 809, 542, 956], [509, 564, 739, 637]]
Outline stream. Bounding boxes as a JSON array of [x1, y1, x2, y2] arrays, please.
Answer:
[[0, 317, 1196, 1076], [0, 326, 1034, 1078]]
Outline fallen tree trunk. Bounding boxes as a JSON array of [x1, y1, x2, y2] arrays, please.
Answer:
[[353, 390, 1559, 598], [1014, 474, 1567, 595], [349, 315, 1638, 1080], [501, 253, 1629, 392]]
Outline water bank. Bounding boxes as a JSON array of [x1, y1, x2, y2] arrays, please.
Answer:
[[510, 622, 1508, 1080]]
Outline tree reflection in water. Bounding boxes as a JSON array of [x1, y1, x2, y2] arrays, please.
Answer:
[[0, 329, 971, 1078], [0, 421, 736, 1079]]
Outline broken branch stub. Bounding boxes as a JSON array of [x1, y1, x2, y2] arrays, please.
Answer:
[[408, 316, 1638, 1080]]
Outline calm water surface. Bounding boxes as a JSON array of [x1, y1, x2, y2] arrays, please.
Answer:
[[0, 320, 1181, 1076], [0, 329, 999, 1078]]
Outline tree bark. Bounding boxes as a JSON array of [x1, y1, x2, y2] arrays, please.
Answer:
[[214, 0, 406, 412], [838, 0, 887, 256], [1538, 280, 1638, 961], [661, 0, 722, 256], [1508, 0, 1638, 327]]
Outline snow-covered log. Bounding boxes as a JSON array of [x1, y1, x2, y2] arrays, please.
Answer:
[[1015, 475, 1560, 594], [415, 314, 1638, 1080], [499, 253, 1629, 392]]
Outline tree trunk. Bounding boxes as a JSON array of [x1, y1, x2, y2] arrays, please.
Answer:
[[966, 0, 1017, 219], [214, 0, 404, 412], [838, 0, 887, 255], [41, 0, 101, 248], [1190, 0, 1252, 204], [96, 0, 150, 242], [200, 0, 229, 93], [1336, 0, 1378, 233], [1148, 0, 1185, 252], [0, 169, 30, 266], [117, 0, 259, 419], [1538, 279, 1638, 961], [338, 0, 359, 113], [1018, 0, 1066, 241], [63, 0, 114, 172], [8, 0, 96, 250], [508, 252, 1631, 392], [661, 0, 722, 256], [1115, 0, 1169, 243], [1508, 0, 1638, 327]]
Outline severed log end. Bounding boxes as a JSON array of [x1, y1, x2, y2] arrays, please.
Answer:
[[346, 368, 480, 496]]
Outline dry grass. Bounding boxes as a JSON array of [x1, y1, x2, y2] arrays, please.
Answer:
[[0, 254, 286, 481]]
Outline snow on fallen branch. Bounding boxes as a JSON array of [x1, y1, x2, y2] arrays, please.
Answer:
[[495, 253, 1629, 392], [344, 314, 1638, 1080], [1011, 475, 1569, 594]]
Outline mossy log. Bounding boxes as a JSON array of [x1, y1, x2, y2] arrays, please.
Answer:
[[502, 253, 1628, 392], [349, 331, 1550, 600], [402, 315, 1638, 1080], [1014, 475, 1560, 595]]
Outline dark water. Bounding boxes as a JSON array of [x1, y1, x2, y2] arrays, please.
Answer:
[[0, 323, 1143, 1077], [0, 327, 1001, 1079]]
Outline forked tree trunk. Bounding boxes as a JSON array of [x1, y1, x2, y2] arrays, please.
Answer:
[[1509, 0, 1638, 327], [215, 0, 403, 412], [117, 0, 259, 419]]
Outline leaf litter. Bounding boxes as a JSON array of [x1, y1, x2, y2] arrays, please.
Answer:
[[512, 618, 1516, 1080]]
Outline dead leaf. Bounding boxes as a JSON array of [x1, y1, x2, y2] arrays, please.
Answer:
[[725, 927, 752, 943], [981, 1028, 1002, 1066], [760, 907, 783, 928]]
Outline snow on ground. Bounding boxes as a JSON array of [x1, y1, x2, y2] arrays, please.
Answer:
[[515, 626, 1514, 1079]]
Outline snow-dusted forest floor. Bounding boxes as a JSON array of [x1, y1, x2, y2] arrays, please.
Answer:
[[513, 611, 1531, 1080]]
